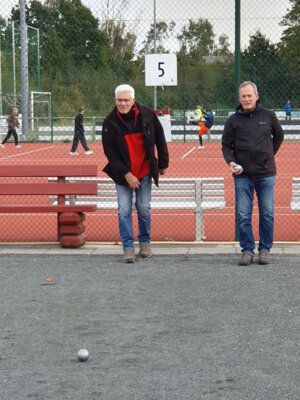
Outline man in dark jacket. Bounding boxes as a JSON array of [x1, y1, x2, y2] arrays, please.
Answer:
[[222, 81, 284, 266], [102, 84, 169, 263]]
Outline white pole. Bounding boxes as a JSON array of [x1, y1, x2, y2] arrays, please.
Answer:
[[0, 34, 2, 116], [31, 91, 34, 131], [19, 0, 29, 141], [153, 0, 157, 110], [12, 20, 16, 104]]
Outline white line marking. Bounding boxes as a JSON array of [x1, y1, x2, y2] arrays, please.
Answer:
[[0, 145, 55, 160], [181, 146, 197, 159]]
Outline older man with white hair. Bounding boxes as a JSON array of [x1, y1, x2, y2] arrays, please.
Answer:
[[102, 84, 169, 263]]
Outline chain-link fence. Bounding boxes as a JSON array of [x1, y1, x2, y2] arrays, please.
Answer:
[[0, 0, 299, 243]]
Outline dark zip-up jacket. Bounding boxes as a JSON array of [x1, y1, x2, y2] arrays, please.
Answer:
[[222, 104, 284, 177], [74, 113, 84, 134], [102, 103, 169, 186]]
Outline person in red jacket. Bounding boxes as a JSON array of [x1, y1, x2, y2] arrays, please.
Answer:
[[102, 84, 169, 263]]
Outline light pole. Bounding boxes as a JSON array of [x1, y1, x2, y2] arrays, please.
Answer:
[[19, 0, 29, 141], [0, 33, 2, 116], [11, 21, 41, 99], [153, 0, 157, 110], [27, 25, 40, 90], [12, 20, 16, 103]]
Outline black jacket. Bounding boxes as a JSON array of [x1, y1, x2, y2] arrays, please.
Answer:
[[102, 103, 169, 186], [222, 104, 284, 177], [74, 113, 84, 134]]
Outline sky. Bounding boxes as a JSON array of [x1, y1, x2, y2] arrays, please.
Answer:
[[0, 0, 292, 50]]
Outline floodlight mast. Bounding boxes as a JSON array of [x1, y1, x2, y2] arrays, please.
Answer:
[[19, 0, 29, 141], [153, 0, 157, 110]]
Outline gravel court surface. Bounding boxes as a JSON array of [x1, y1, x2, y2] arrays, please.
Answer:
[[0, 253, 300, 400]]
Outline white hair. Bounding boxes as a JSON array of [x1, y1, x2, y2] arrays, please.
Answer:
[[239, 81, 259, 96], [115, 84, 135, 99]]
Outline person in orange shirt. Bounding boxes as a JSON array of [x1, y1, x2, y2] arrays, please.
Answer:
[[194, 109, 214, 149]]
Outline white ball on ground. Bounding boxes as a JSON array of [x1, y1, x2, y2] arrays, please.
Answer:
[[77, 348, 89, 362]]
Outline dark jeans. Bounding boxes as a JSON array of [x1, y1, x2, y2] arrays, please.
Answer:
[[2, 129, 18, 145], [234, 176, 275, 253], [116, 176, 152, 250], [71, 131, 89, 152]]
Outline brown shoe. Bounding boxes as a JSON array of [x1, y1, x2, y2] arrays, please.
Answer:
[[138, 244, 153, 258], [123, 249, 135, 263], [259, 249, 270, 265], [239, 251, 254, 266]]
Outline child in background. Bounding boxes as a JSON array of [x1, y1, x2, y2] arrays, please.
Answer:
[[1, 106, 21, 148], [195, 109, 214, 149]]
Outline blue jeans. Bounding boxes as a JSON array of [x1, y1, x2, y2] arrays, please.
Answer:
[[116, 175, 152, 250], [234, 176, 275, 253]]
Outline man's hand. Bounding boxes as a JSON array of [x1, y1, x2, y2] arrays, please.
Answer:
[[159, 168, 167, 175], [230, 162, 243, 175], [125, 172, 140, 189]]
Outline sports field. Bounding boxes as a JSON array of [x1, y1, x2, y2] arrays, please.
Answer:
[[0, 141, 299, 243]]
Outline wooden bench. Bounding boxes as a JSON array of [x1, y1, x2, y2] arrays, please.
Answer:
[[0, 165, 98, 248], [50, 177, 225, 241], [291, 177, 300, 210]]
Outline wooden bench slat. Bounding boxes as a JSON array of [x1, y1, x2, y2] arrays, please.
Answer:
[[0, 205, 97, 213], [0, 165, 97, 177], [0, 183, 98, 195]]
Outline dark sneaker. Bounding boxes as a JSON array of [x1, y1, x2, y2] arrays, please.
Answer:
[[259, 249, 270, 265], [123, 249, 135, 263], [138, 244, 153, 258], [239, 251, 254, 266]]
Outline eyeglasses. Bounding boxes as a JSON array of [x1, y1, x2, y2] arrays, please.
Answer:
[[115, 98, 133, 103]]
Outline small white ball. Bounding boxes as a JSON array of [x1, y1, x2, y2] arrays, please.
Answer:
[[234, 164, 242, 171], [77, 348, 89, 362]]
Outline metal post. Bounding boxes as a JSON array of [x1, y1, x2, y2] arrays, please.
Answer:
[[28, 25, 40, 90], [19, 0, 29, 141], [234, 0, 241, 96], [234, 0, 241, 242], [153, 0, 157, 110], [0, 34, 2, 116], [12, 20, 16, 103]]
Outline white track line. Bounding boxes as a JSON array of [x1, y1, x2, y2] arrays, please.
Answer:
[[0, 145, 55, 160], [181, 146, 197, 159]]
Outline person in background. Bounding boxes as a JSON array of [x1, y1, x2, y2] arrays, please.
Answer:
[[1, 106, 21, 148], [193, 108, 214, 149], [102, 84, 169, 263], [284, 99, 292, 121], [70, 107, 93, 155], [222, 81, 284, 266], [193, 104, 203, 122]]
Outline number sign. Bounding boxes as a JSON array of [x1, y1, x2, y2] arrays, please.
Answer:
[[145, 54, 177, 86]]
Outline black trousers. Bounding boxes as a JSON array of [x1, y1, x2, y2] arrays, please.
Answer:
[[2, 129, 18, 145], [71, 131, 89, 152]]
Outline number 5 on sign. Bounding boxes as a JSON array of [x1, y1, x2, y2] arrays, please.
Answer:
[[145, 54, 177, 86]]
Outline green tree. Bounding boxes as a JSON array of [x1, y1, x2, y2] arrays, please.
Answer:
[[13, 0, 108, 70], [138, 20, 176, 58], [278, 0, 300, 99], [241, 31, 283, 107], [279, 0, 300, 63], [177, 19, 215, 61], [213, 34, 233, 61]]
